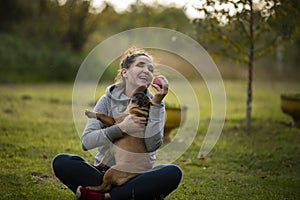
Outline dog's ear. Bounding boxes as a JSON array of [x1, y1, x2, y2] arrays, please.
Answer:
[[133, 85, 147, 95]]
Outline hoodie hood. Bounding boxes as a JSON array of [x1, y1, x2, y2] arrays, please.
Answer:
[[106, 83, 130, 102]]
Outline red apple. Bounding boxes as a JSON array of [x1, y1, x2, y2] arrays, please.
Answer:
[[153, 76, 163, 88]]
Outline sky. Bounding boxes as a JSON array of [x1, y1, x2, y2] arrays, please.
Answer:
[[91, 0, 204, 19]]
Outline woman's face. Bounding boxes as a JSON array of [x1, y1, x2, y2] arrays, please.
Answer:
[[122, 55, 154, 88]]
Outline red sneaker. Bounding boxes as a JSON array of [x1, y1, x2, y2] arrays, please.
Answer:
[[76, 186, 105, 200]]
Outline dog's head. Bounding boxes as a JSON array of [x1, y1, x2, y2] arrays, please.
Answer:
[[128, 86, 152, 117], [131, 92, 152, 108]]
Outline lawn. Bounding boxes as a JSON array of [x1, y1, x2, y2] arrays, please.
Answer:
[[0, 80, 299, 200]]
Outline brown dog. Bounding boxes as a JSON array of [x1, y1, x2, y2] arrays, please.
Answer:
[[84, 86, 153, 192]]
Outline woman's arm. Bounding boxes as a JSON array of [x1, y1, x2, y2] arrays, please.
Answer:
[[145, 75, 168, 152], [81, 96, 123, 151], [144, 103, 165, 152]]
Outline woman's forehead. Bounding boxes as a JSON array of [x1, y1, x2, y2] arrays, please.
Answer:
[[134, 55, 153, 63]]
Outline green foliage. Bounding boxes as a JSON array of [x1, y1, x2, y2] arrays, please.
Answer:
[[0, 0, 194, 83], [0, 0, 95, 83], [60, 0, 98, 51], [0, 33, 81, 83], [269, 0, 300, 41], [0, 0, 299, 83], [193, 0, 300, 64], [193, 0, 278, 63], [269, 0, 300, 63], [0, 80, 299, 199], [192, 0, 297, 129]]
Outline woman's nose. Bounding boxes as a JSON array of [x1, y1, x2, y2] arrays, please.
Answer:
[[143, 66, 152, 74]]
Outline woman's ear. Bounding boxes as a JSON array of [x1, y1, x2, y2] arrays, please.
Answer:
[[121, 68, 127, 78]]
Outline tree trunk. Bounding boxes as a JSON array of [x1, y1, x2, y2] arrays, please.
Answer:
[[245, 0, 254, 130]]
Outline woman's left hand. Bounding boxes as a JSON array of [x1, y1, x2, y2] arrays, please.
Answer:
[[151, 75, 168, 105]]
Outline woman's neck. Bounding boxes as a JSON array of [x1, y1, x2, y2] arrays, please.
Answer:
[[125, 85, 134, 97]]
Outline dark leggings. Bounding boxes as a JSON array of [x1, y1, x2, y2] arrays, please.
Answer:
[[52, 154, 182, 200]]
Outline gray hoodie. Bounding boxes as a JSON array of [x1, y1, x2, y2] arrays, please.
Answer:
[[81, 83, 165, 166]]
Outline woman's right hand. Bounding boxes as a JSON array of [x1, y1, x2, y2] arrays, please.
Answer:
[[117, 114, 147, 137]]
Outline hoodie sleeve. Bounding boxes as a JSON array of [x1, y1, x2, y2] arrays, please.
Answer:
[[144, 103, 165, 152], [81, 96, 123, 151]]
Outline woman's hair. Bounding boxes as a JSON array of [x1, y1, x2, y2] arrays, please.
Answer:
[[115, 47, 153, 83]]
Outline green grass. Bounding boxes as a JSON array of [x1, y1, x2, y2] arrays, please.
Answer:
[[0, 80, 299, 199]]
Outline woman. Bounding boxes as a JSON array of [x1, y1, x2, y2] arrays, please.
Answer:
[[52, 47, 182, 200]]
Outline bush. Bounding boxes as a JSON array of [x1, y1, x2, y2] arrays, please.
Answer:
[[0, 33, 82, 83]]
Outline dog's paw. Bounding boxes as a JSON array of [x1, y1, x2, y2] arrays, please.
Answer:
[[85, 110, 96, 118]]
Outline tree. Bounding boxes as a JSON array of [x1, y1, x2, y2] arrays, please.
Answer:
[[194, 0, 281, 130], [60, 0, 98, 51], [268, 0, 300, 66]]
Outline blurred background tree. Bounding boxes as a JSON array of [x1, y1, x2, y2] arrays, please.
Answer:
[[0, 0, 299, 83], [193, 0, 300, 129]]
